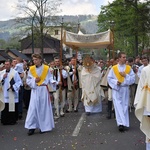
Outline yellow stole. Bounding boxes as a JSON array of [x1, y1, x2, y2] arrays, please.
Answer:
[[112, 65, 131, 83], [30, 65, 49, 86]]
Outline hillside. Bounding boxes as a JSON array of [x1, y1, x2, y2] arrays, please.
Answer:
[[0, 15, 99, 41]]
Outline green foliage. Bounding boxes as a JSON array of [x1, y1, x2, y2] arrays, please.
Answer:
[[0, 39, 6, 48], [97, 0, 150, 57], [0, 36, 20, 50]]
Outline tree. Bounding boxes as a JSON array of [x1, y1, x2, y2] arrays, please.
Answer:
[[6, 36, 21, 50], [16, 0, 62, 57], [97, 0, 150, 57], [0, 39, 6, 49]]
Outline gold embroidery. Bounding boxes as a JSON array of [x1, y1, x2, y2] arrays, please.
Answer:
[[143, 85, 150, 92]]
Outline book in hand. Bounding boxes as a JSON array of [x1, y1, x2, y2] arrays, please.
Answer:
[[10, 78, 15, 86], [10, 78, 15, 92]]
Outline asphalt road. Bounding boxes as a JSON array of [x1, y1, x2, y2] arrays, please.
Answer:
[[0, 101, 145, 150]]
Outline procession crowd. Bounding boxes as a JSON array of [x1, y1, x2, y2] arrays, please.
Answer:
[[0, 52, 150, 149]]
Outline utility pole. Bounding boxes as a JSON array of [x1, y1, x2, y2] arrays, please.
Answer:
[[134, 0, 139, 56], [32, 10, 38, 54], [60, 17, 64, 66]]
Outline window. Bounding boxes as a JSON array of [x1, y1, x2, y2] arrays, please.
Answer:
[[55, 30, 59, 35]]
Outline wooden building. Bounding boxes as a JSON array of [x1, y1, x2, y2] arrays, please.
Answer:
[[20, 35, 60, 63]]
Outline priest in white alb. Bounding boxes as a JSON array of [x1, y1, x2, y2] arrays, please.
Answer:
[[134, 64, 150, 150], [81, 56, 104, 116], [0, 59, 22, 125]]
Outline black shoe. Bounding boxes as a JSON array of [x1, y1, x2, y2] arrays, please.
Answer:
[[39, 130, 46, 134], [28, 129, 35, 136], [66, 110, 72, 113], [119, 125, 124, 132], [86, 112, 90, 116], [74, 109, 78, 112]]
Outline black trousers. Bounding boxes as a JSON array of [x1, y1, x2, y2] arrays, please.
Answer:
[[1, 103, 18, 125]]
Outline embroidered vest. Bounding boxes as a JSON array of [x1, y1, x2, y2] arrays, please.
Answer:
[[112, 65, 131, 83], [30, 65, 49, 86]]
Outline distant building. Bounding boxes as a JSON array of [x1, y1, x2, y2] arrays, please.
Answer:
[[0, 49, 29, 64], [0, 49, 12, 62], [20, 35, 61, 62], [6, 49, 30, 61], [0, 55, 6, 63]]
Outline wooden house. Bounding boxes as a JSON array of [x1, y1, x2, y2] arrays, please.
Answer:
[[20, 35, 60, 63]]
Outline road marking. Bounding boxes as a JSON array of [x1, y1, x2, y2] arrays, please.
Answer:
[[72, 113, 86, 136]]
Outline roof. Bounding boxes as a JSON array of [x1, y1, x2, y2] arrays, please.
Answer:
[[0, 55, 6, 61], [0, 50, 12, 60], [22, 48, 58, 54], [7, 49, 30, 60]]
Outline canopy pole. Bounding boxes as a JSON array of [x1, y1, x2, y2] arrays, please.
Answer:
[[60, 17, 64, 66], [74, 47, 78, 89], [112, 28, 115, 59], [109, 48, 110, 61]]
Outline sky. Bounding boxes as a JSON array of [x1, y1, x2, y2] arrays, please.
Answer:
[[0, 0, 146, 21], [0, 0, 113, 21]]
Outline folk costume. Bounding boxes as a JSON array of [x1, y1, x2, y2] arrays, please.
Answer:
[[23, 68, 31, 110], [25, 64, 55, 133], [108, 64, 135, 129], [67, 64, 79, 112], [0, 68, 22, 125], [101, 65, 114, 119], [134, 65, 150, 149], [52, 66, 68, 118]]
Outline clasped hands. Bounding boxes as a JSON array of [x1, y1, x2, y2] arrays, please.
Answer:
[[35, 77, 41, 83], [117, 71, 126, 86], [119, 71, 126, 77]]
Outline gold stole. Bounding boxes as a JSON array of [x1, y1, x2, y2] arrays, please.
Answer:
[[112, 65, 131, 83], [30, 65, 49, 86]]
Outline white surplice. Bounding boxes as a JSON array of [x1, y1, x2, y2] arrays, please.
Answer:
[[25, 65, 56, 132], [0, 68, 22, 111], [134, 65, 150, 144], [108, 64, 135, 127]]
